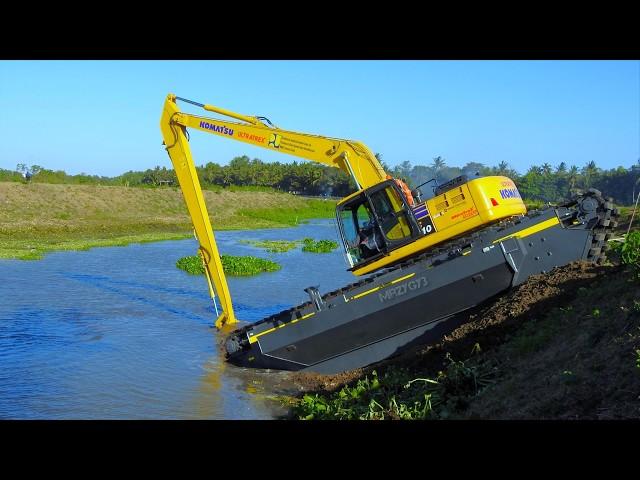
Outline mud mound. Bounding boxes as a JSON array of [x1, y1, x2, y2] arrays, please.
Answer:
[[288, 368, 365, 393], [422, 261, 607, 360], [466, 264, 640, 419]]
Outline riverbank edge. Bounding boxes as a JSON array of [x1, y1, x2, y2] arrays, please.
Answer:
[[0, 217, 339, 261]]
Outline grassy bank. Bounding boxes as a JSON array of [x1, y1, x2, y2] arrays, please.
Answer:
[[0, 182, 335, 260]]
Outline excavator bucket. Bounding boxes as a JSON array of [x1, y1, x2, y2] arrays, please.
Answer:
[[223, 190, 619, 374]]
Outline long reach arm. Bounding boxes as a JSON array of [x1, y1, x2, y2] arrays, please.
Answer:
[[160, 93, 390, 328], [162, 94, 388, 190], [160, 95, 239, 328]]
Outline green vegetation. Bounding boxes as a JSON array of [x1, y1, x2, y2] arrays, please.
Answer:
[[176, 254, 281, 276], [239, 237, 339, 254], [4, 155, 639, 205], [301, 238, 339, 253], [389, 157, 640, 206], [2, 152, 637, 261], [621, 230, 640, 277], [293, 352, 495, 420], [0, 183, 334, 261], [221, 255, 280, 276], [237, 199, 335, 227], [1, 232, 190, 261], [524, 200, 547, 210], [176, 255, 206, 275], [239, 240, 300, 253], [610, 230, 640, 278], [3, 157, 357, 197]]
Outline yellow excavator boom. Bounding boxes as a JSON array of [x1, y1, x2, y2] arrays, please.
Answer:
[[166, 94, 388, 190], [160, 95, 237, 328]]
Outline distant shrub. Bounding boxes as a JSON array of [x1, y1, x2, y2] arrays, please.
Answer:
[[226, 185, 279, 193], [0, 169, 24, 183], [524, 200, 546, 211], [621, 230, 640, 277]]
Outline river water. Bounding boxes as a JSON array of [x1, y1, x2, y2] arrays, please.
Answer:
[[0, 219, 355, 419]]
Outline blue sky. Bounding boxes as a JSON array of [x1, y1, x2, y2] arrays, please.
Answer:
[[0, 60, 638, 177]]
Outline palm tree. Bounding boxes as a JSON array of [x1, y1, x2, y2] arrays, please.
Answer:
[[394, 160, 412, 180], [541, 163, 553, 176], [527, 165, 543, 176], [568, 165, 579, 191], [431, 156, 446, 182], [497, 161, 509, 176], [375, 153, 392, 174], [582, 161, 598, 188], [556, 162, 567, 175]]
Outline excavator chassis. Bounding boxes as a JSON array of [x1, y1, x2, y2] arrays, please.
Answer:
[[224, 191, 618, 374]]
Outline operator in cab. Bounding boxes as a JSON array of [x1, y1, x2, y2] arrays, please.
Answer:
[[391, 177, 415, 207]]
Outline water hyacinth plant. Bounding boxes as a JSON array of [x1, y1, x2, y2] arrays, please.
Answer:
[[239, 239, 299, 253], [176, 255, 206, 275], [301, 238, 338, 253], [221, 254, 281, 276], [238, 238, 339, 254], [176, 254, 281, 276]]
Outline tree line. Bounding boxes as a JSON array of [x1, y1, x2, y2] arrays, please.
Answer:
[[387, 156, 640, 205], [2, 155, 639, 205]]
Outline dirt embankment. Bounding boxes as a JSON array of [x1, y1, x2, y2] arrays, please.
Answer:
[[288, 261, 640, 419]]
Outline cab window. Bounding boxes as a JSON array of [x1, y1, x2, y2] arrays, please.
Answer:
[[368, 187, 413, 242], [338, 199, 382, 267]]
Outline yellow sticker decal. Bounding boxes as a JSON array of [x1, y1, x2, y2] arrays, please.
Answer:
[[268, 133, 282, 148]]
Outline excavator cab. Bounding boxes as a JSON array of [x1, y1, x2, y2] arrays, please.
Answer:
[[337, 180, 421, 269]]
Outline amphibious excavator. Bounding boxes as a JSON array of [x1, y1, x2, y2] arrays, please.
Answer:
[[160, 94, 619, 374]]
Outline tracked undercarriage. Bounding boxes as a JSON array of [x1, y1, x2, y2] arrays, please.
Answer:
[[224, 190, 619, 374]]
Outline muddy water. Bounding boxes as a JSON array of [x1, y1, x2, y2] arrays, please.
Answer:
[[0, 219, 354, 419]]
